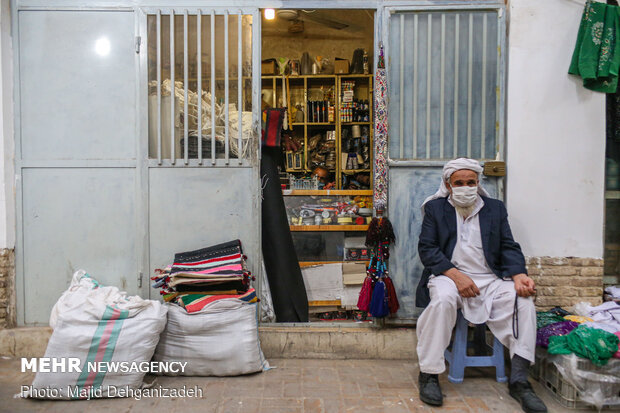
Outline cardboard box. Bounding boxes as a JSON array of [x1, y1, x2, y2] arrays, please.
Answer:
[[342, 262, 367, 285], [262, 60, 276, 75], [334, 58, 350, 74]]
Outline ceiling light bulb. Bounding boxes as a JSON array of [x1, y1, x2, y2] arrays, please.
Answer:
[[264, 9, 275, 20]]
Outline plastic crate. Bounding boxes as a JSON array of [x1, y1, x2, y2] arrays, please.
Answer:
[[542, 357, 589, 409], [529, 347, 546, 381], [541, 355, 619, 410]]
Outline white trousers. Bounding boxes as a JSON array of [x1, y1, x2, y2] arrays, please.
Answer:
[[416, 275, 536, 374]]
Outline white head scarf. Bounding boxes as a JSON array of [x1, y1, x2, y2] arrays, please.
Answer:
[[421, 158, 490, 212]]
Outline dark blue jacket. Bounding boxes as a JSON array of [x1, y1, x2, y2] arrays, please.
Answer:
[[415, 196, 527, 308]]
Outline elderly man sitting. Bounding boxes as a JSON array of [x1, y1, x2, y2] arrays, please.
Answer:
[[415, 158, 547, 413]]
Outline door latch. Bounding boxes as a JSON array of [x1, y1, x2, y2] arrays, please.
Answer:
[[135, 36, 141, 54], [138, 271, 143, 288], [483, 161, 506, 177]]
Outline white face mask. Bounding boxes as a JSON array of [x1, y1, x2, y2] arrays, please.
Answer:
[[450, 185, 478, 207]]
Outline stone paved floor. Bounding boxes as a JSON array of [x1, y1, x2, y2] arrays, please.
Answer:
[[0, 357, 601, 413]]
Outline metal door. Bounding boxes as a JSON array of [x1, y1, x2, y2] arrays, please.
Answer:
[[383, 3, 506, 322], [138, 8, 261, 299], [15, 7, 261, 326], [16, 10, 140, 325]]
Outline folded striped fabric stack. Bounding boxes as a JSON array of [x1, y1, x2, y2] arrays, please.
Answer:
[[151, 240, 257, 313]]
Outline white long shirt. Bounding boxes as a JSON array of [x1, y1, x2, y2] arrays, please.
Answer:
[[447, 195, 508, 323]]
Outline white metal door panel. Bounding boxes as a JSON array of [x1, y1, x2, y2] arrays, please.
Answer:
[[16, 10, 140, 325], [19, 11, 137, 160], [384, 4, 506, 322], [148, 167, 259, 298], [21, 168, 137, 325]]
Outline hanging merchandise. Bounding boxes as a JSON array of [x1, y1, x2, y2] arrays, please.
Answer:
[[374, 43, 389, 210], [358, 210, 399, 317], [351, 48, 365, 74], [369, 263, 389, 318], [357, 272, 373, 312], [568, 1, 620, 93], [261, 108, 286, 147]]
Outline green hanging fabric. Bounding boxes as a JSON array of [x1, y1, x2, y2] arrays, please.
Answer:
[[548, 325, 620, 366], [569, 1, 620, 93]]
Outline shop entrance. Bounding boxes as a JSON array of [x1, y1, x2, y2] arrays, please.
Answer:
[[260, 9, 378, 323]]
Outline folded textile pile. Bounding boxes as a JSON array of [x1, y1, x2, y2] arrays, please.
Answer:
[[151, 240, 257, 313], [605, 285, 620, 302], [579, 301, 620, 335]]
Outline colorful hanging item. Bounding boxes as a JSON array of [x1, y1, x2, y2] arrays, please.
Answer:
[[373, 43, 388, 211], [358, 214, 399, 317], [568, 1, 620, 93]]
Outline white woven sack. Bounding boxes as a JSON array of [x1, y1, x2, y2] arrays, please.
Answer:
[[29, 270, 168, 399], [153, 300, 269, 376]]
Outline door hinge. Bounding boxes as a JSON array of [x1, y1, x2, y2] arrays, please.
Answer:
[[135, 36, 141, 54], [138, 271, 143, 288]]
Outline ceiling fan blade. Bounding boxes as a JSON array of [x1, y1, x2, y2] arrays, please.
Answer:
[[300, 11, 348, 30]]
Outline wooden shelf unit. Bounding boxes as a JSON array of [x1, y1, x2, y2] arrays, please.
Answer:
[[299, 260, 370, 268], [290, 225, 369, 232], [262, 74, 373, 190], [283, 189, 373, 196]]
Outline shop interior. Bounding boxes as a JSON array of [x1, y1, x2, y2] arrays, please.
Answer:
[[262, 9, 377, 322], [145, 9, 378, 323]]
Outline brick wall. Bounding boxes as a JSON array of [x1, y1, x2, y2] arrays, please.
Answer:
[[0, 249, 15, 329], [527, 256, 604, 310]]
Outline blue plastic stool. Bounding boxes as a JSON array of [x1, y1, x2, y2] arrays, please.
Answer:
[[444, 310, 508, 383]]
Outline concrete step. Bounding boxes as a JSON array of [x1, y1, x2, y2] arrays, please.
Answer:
[[0, 325, 417, 360]]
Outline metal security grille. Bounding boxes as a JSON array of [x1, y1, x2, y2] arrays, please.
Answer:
[[388, 9, 504, 161], [146, 10, 255, 166]]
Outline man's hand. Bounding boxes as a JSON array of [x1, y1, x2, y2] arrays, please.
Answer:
[[512, 273, 536, 297], [444, 268, 480, 298]]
